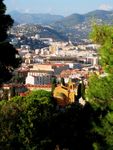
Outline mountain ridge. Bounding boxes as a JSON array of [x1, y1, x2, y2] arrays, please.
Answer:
[[51, 10, 113, 41], [9, 10, 113, 41], [9, 10, 113, 25], [9, 10, 64, 25]]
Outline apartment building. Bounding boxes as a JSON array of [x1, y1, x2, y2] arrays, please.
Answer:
[[25, 64, 69, 85]]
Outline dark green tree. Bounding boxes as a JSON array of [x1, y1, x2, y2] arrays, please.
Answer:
[[0, 0, 21, 84], [87, 24, 113, 149], [77, 80, 85, 100], [0, 89, 96, 150], [90, 24, 113, 74], [60, 77, 65, 86], [0, 99, 24, 149], [51, 76, 57, 93], [0, 90, 55, 150]]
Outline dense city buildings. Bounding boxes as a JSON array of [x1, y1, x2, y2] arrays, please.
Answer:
[[0, 22, 101, 100]]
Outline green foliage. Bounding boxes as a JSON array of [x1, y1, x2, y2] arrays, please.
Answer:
[[90, 24, 113, 74], [2, 89, 9, 100], [51, 76, 57, 93], [0, 100, 24, 149], [90, 24, 113, 45], [0, 0, 21, 83], [60, 77, 65, 86], [77, 80, 86, 100], [87, 24, 113, 149], [0, 90, 55, 149], [0, 89, 97, 150], [0, 0, 6, 14], [87, 74, 113, 109]]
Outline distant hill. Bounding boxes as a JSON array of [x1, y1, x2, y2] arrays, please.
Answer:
[[9, 10, 64, 25], [85, 10, 113, 23], [67, 13, 84, 24], [10, 24, 68, 42], [51, 10, 113, 41], [10, 10, 113, 41], [54, 13, 85, 27], [53, 10, 113, 27]]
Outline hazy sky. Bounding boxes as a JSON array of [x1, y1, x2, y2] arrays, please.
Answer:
[[4, 0, 113, 16]]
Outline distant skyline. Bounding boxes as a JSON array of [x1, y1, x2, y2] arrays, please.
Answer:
[[4, 0, 113, 16]]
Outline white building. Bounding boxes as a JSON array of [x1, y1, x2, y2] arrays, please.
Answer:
[[25, 63, 69, 85], [86, 56, 98, 66], [26, 72, 52, 85]]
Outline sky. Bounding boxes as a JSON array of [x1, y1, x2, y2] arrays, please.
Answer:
[[4, 0, 113, 16]]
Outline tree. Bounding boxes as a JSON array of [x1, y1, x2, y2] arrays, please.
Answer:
[[0, 90, 55, 150], [60, 77, 65, 86], [90, 24, 113, 74], [51, 76, 57, 93], [50, 103, 93, 150], [0, 89, 97, 150], [87, 24, 113, 149], [0, 99, 24, 149], [0, 0, 21, 84], [77, 80, 85, 100]]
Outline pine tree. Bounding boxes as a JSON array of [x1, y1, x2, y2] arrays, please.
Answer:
[[61, 77, 65, 86], [0, 0, 21, 84], [51, 76, 57, 94], [87, 24, 113, 149], [90, 24, 113, 74]]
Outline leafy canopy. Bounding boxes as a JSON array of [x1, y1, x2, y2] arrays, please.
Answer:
[[0, 0, 21, 83], [87, 24, 113, 149]]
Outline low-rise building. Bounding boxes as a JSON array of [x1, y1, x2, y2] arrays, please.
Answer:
[[26, 71, 52, 85], [25, 63, 69, 85]]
